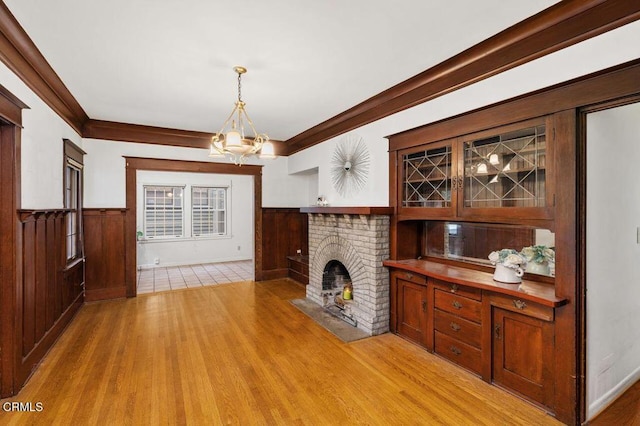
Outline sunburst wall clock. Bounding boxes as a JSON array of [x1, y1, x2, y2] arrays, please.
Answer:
[[330, 134, 370, 197]]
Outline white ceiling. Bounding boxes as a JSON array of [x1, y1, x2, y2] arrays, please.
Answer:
[[5, 0, 558, 141]]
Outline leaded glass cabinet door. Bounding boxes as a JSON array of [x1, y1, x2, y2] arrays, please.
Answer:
[[399, 139, 458, 218], [458, 117, 553, 220]]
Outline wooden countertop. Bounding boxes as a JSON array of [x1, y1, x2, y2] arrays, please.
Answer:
[[383, 259, 567, 308]]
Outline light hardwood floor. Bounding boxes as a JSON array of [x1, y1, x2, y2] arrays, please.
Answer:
[[0, 279, 563, 425]]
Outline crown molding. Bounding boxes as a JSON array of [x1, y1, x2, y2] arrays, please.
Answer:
[[0, 2, 88, 134], [283, 0, 640, 155], [1, 1, 639, 154]]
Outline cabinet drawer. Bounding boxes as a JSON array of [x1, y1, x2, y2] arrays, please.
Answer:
[[489, 293, 554, 322], [432, 279, 481, 301], [435, 331, 482, 375], [393, 270, 426, 286], [435, 290, 482, 323], [434, 309, 482, 349]]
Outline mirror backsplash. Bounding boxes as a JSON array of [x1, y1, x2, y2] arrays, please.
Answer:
[[423, 221, 555, 277]]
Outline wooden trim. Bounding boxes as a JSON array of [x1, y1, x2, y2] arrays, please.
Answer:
[[0, 84, 28, 126], [16, 291, 83, 386], [0, 121, 21, 397], [261, 269, 289, 281], [63, 138, 86, 165], [124, 157, 264, 295], [1, 1, 639, 155], [388, 59, 640, 151], [84, 120, 213, 149], [125, 156, 262, 176], [85, 287, 126, 302], [83, 119, 288, 154], [552, 109, 579, 424], [300, 206, 393, 215], [284, 0, 640, 154], [574, 95, 640, 424], [0, 3, 88, 134], [383, 259, 565, 308]]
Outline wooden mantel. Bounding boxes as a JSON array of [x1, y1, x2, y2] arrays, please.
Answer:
[[300, 206, 394, 215]]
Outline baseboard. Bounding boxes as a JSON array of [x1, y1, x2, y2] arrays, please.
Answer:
[[261, 269, 289, 281], [16, 292, 84, 390], [85, 286, 127, 302], [588, 364, 640, 420]]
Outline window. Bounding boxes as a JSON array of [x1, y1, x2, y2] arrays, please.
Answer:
[[63, 139, 84, 261], [144, 186, 184, 238], [192, 187, 227, 236]]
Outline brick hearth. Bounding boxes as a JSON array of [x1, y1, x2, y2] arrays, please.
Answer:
[[305, 211, 390, 335]]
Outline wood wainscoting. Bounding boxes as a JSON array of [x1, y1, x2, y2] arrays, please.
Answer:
[[261, 208, 308, 281], [83, 208, 127, 301], [13, 210, 84, 393]]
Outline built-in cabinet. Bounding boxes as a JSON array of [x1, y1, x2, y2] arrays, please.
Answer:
[[386, 260, 563, 412], [398, 117, 553, 223], [388, 112, 568, 417]]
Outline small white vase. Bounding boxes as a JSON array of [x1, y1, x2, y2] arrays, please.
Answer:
[[493, 263, 524, 284], [526, 261, 551, 276]]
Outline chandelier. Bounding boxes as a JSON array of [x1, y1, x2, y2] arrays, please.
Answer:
[[209, 66, 275, 165]]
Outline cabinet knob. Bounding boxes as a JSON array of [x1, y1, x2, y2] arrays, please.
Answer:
[[421, 300, 427, 312], [494, 324, 501, 339], [450, 346, 462, 356], [450, 284, 459, 293], [452, 301, 463, 310], [405, 272, 413, 280], [450, 322, 461, 332], [513, 300, 527, 310]]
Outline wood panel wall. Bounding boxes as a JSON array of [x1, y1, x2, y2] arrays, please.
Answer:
[[261, 208, 308, 281], [15, 210, 84, 388], [83, 209, 127, 301]]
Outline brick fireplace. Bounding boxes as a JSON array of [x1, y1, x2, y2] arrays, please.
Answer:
[[301, 207, 392, 336]]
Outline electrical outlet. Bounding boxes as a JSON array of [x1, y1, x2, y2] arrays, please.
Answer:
[[237, 245, 241, 251], [154, 258, 159, 265]]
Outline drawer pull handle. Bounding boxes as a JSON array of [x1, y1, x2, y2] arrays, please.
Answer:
[[450, 284, 459, 293], [513, 300, 527, 310], [405, 273, 413, 280], [452, 301, 463, 310], [450, 346, 461, 356], [450, 322, 461, 332], [421, 300, 427, 313]]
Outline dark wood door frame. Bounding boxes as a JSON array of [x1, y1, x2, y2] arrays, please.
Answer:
[[0, 85, 28, 398], [124, 157, 263, 297], [576, 93, 640, 423]]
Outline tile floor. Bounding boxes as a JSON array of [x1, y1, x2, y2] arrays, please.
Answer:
[[137, 260, 254, 294]]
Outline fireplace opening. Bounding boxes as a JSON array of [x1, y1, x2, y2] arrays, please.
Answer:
[[322, 260, 352, 291]]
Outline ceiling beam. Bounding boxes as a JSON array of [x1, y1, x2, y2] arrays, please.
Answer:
[[283, 0, 640, 155], [83, 119, 287, 155], [1, 1, 639, 154]]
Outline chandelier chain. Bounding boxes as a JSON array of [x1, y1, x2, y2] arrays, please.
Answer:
[[237, 71, 242, 103]]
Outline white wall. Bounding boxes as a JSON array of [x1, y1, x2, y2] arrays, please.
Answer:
[[288, 20, 640, 207], [0, 61, 82, 209], [82, 138, 310, 208], [586, 102, 640, 419], [136, 170, 253, 268]]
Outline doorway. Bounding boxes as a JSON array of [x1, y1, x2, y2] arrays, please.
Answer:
[[584, 101, 640, 420], [124, 157, 263, 297]]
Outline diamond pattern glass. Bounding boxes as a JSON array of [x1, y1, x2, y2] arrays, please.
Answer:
[[403, 145, 452, 207], [463, 125, 546, 208]]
